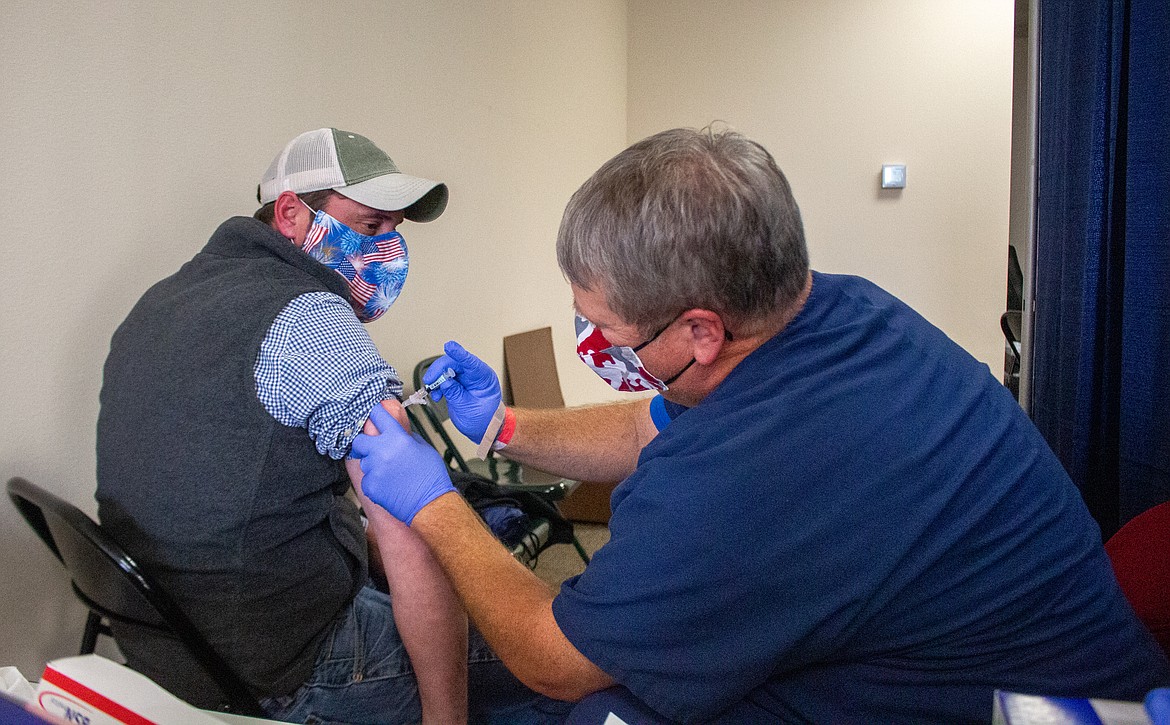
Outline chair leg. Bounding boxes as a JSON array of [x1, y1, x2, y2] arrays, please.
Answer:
[[572, 536, 591, 565], [80, 611, 103, 655]]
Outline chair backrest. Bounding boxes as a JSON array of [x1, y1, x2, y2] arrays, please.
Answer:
[[1006, 244, 1024, 312], [412, 355, 474, 473], [1000, 311, 1022, 366], [6, 477, 264, 715], [1105, 500, 1170, 659]]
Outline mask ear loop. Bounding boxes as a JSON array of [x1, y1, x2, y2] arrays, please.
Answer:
[[632, 321, 673, 353], [633, 315, 734, 352], [661, 357, 695, 386], [654, 324, 734, 387], [634, 316, 734, 351], [300, 202, 328, 255]]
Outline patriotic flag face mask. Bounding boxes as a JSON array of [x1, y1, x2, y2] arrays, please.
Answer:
[[575, 314, 694, 393], [300, 204, 409, 323]]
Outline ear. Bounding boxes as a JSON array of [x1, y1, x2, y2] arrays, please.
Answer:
[[272, 190, 309, 241], [679, 309, 729, 365]]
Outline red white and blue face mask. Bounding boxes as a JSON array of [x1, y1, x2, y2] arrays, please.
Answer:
[[575, 314, 692, 393], [301, 203, 408, 323]]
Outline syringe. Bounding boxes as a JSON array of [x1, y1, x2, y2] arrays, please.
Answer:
[[402, 367, 456, 408]]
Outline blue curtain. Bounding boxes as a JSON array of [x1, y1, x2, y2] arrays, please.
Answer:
[[1032, 0, 1170, 539]]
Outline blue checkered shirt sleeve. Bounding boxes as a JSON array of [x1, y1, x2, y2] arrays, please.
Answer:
[[255, 292, 403, 460]]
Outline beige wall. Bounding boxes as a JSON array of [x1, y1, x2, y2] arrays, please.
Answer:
[[0, 0, 627, 677], [0, 0, 1013, 680], [629, 0, 1014, 368]]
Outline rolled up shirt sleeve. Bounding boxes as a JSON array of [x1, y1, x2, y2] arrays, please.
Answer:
[[255, 292, 403, 459]]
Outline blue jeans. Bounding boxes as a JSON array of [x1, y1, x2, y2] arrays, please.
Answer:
[[261, 584, 571, 724]]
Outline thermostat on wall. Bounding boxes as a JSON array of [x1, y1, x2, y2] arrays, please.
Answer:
[[881, 164, 906, 189]]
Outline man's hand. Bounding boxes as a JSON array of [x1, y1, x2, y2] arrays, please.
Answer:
[[349, 404, 455, 524], [424, 341, 502, 444]]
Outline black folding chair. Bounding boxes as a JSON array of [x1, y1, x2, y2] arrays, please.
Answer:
[[1001, 245, 1025, 398], [409, 357, 591, 565], [6, 477, 265, 716]]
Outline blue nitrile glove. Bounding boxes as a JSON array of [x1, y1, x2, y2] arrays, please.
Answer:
[[423, 340, 503, 444], [1147, 688, 1170, 725], [350, 404, 455, 525]]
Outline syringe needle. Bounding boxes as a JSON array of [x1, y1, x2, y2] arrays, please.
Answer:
[[402, 367, 456, 408], [402, 389, 427, 408]]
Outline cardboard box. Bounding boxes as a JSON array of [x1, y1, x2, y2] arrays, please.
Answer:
[[503, 327, 618, 523], [33, 655, 266, 725], [558, 480, 616, 524], [992, 690, 1151, 725], [502, 327, 567, 410]]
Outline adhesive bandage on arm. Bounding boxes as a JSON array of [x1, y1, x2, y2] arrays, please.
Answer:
[[475, 403, 508, 459]]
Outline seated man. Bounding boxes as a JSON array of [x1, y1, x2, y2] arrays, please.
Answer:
[[351, 126, 1170, 722], [96, 128, 554, 723]]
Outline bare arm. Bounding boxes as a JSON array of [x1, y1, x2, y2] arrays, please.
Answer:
[[497, 397, 659, 482], [347, 399, 468, 725], [411, 492, 615, 701]]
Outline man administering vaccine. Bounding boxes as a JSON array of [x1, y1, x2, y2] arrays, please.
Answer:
[[351, 127, 1170, 722]]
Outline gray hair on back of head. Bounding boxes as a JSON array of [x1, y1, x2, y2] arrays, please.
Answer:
[[556, 126, 809, 336]]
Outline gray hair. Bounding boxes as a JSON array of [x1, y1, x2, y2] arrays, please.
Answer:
[[556, 127, 809, 336]]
